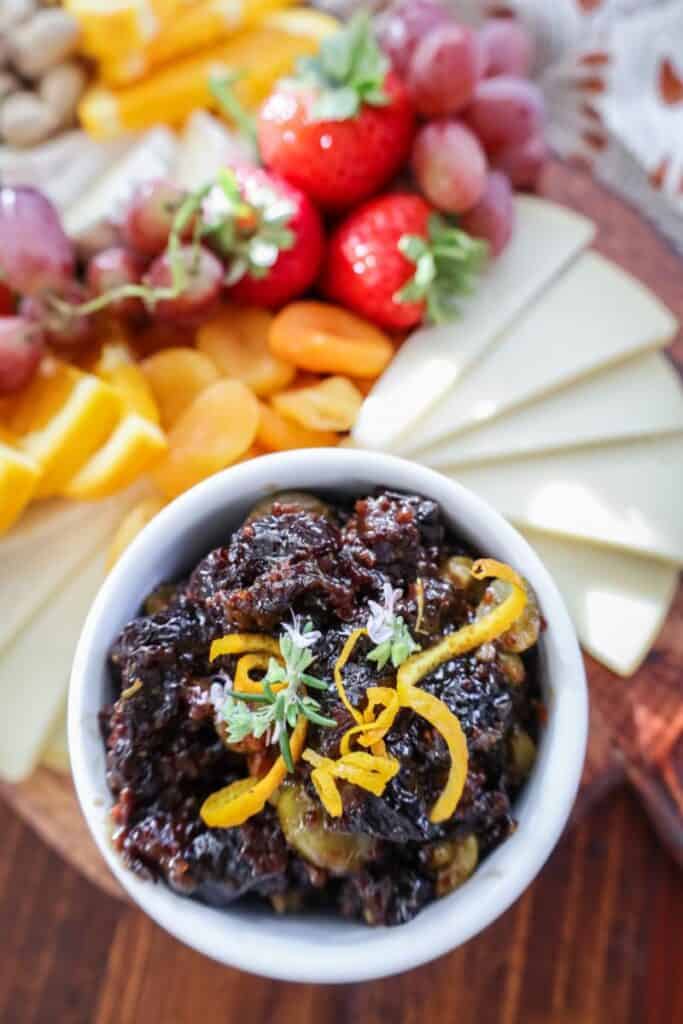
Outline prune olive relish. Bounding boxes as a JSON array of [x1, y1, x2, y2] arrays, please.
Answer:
[[102, 490, 542, 926]]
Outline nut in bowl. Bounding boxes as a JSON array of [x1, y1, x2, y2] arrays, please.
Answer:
[[68, 449, 587, 983]]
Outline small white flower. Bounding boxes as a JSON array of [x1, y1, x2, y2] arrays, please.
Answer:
[[281, 612, 321, 650], [209, 674, 232, 712], [366, 582, 402, 644]]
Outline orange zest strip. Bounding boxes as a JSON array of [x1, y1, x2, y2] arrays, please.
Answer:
[[210, 633, 281, 662], [234, 653, 286, 695], [201, 717, 308, 828], [302, 747, 399, 817], [339, 686, 400, 755], [333, 628, 366, 724], [396, 558, 527, 823]]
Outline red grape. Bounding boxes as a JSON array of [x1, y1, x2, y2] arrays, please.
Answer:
[[86, 247, 144, 319], [490, 131, 548, 189], [0, 187, 75, 296], [375, 0, 452, 78], [412, 120, 487, 214], [145, 244, 223, 323], [408, 22, 483, 118], [459, 170, 514, 258], [0, 317, 44, 395], [0, 283, 14, 315], [20, 281, 93, 353], [479, 18, 534, 78], [465, 75, 545, 149], [122, 179, 190, 257]]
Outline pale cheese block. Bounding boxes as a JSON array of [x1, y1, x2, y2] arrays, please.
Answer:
[[173, 110, 256, 191], [522, 528, 679, 676], [352, 196, 595, 452], [63, 126, 177, 244], [421, 352, 683, 468], [0, 489, 139, 655], [0, 551, 107, 782], [400, 251, 678, 456], [451, 434, 683, 565], [41, 704, 70, 775]]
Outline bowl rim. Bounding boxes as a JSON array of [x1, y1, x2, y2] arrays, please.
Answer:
[[69, 448, 587, 983]]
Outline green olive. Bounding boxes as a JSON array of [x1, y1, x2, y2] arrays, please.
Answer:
[[498, 652, 526, 686], [509, 728, 537, 780], [476, 577, 541, 653], [244, 491, 332, 524], [434, 835, 479, 897], [277, 783, 375, 875], [440, 555, 476, 590]]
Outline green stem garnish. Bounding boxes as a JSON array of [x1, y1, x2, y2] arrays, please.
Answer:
[[395, 214, 488, 324], [220, 616, 336, 771]]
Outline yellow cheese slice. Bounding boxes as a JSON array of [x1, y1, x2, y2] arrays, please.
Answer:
[[0, 550, 107, 782], [398, 252, 678, 457], [522, 528, 678, 676], [63, 414, 167, 500], [41, 704, 70, 774], [451, 434, 683, 565], [352, 197, 595, 452], [421, 352, 683, 468]]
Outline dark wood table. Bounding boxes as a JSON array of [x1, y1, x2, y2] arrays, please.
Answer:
[[1, 160, 682, 1023]]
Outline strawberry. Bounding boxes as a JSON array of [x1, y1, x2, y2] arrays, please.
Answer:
[[322, 193, 487, 330], [257, 13, 414, 212], [207, 165, 325, 309]]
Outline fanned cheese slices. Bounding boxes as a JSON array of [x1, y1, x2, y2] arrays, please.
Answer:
[[522, 529, 679, 677], [352, 196, 595, 451], [452, 434, 683, 565], [0, 550, 107, 782], [421, 351, 683, 468], [397, 251, 678, 457]]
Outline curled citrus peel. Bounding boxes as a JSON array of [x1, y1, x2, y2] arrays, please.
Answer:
[[210, 633, 281, 662], [201, 717, 308, 828], [234, 653, 286, 695], [396, 558, 527, 823], [339, 686, 400, 755], [302, 748, 399, 818], [333, 628, 366, 724]]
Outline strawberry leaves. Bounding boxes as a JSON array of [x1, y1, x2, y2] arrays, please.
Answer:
[[396, 213, 488, 323], [298, 12, 390, 122]]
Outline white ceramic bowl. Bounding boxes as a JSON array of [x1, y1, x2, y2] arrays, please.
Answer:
[[69, 448, 587, 983]]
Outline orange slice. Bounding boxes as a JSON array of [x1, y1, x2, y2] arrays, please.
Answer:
[[0, 440, 41, 535], [63, 414, 167, 500], [95, 342, 160, 424], [8, 362, 122, 499]]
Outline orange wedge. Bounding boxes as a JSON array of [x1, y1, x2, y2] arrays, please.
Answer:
[[64, 414, 167, 500], [8, 361, 122, 499], [0, 440, 41, 535], [95, 342, 160, 423]]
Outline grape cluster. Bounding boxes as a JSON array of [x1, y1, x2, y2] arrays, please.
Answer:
[[376, 0, 547, 255]]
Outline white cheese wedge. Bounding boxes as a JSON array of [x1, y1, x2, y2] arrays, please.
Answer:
[[521, 528, 678, 676], [0, 551, 106, 782], [41, 704, 70, 774], [451, 434, 683, 564], [0, 489, 139, 655], [421, 351, 683, 468], [63, 127, 177, 244], [173, 111, 255, 191], [400, 251, 678, 456], [352, 196, 595, 451]]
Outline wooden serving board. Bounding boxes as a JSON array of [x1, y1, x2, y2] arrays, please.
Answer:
[[1, 160, 681, 896]]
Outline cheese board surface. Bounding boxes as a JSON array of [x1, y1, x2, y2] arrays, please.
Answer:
[[1, 160, 681, 893]]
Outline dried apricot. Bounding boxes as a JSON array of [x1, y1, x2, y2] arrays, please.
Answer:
[[269, 302, 394, 378], [271, 376, 363, 433], [197, 305, 295, 397], [140, 347, 219, 429], [151, 379, 260, 498], [256, 402, 338, 452]]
